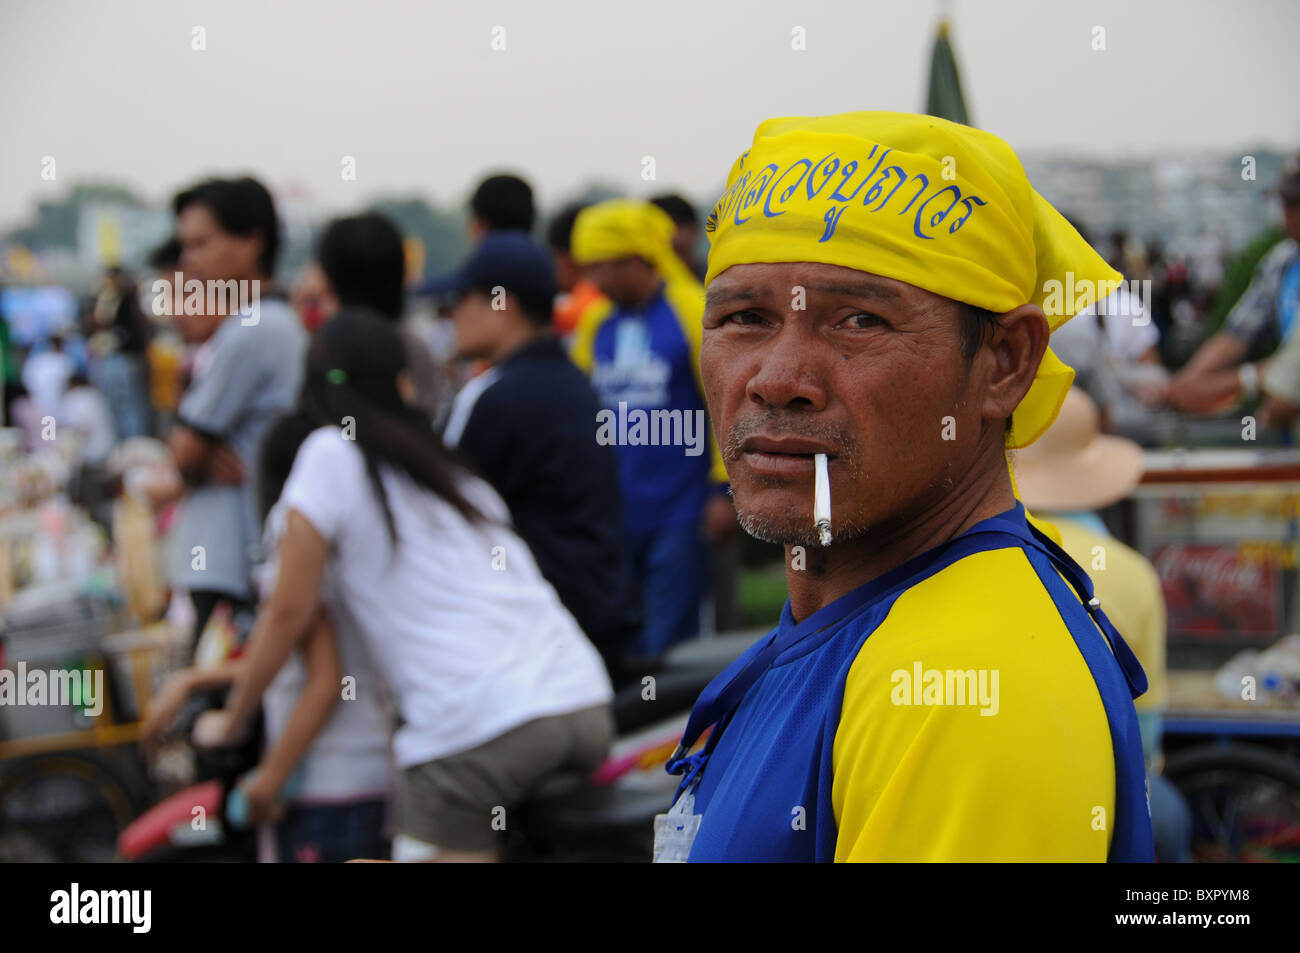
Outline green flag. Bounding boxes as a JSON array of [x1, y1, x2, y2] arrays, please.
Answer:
[[925, 18, 971, 126]]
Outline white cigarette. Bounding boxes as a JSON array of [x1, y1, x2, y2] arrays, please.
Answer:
[[814, 452, 832, 547]]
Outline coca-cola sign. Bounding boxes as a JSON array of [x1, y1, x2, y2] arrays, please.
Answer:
[[1152, 543, 1279, 640]]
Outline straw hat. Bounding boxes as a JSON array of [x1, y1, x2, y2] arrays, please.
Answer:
[[1011, 388, 1144, 512]]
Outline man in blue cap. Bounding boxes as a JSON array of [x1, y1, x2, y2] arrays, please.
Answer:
[[428, 232, 637, 684]]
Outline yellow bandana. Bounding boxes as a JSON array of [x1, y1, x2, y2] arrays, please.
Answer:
[[572, 199, 697, 287], [704, 111, 1121, 449]]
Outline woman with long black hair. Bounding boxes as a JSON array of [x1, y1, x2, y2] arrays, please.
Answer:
[[198, 307, 614, 861]]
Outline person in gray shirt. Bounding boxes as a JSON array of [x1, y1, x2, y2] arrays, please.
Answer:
[[1164, 156, 1300, 414], [164, 178, 307, 655]]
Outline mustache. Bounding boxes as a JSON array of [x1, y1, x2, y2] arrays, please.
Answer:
[[722, 410, 858, 464]]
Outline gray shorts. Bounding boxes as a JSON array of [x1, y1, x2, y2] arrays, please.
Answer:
[[398, 703, 614, 853]]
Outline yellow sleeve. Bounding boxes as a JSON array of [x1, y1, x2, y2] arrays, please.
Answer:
[[831, 548, 1115, 862], [664, 277, 729, 486]]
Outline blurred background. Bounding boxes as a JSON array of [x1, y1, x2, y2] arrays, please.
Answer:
[[2, 0, 1300, 864]]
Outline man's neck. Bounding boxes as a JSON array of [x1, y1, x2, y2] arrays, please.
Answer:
[[488, 324, 545, 366], [784, 454, 1017, 623]]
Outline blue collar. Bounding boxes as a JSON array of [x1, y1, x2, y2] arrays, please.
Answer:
[[778, 501, 1029, 637]]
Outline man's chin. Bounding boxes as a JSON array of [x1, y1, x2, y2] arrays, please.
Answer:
[[736, 508, 857, 549], [731, 480, 871, 548]]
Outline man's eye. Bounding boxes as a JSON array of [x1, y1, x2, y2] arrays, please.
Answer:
[[839, 312, 886, 330], [724, 310, 765, 327]]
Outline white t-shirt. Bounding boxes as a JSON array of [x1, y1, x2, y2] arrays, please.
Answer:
[[279, 427, 613, 769], [257, 507, 395, 803]]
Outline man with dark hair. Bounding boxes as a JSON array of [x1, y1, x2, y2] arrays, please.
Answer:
[[292, 213, 441, 416], [173, 177, 281, 280], [650, 193, 706, 280], [428, 231, 636, 684], [162, 176, 307, 658], [546, 202, 607, 337], [469, 173, 535, 239]]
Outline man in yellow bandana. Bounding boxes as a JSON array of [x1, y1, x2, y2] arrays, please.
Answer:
[[659, 112, 1153, 862], [570, 200, 735, 659]]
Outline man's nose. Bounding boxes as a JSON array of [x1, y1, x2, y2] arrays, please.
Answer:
[[745, 325, 829, 411]]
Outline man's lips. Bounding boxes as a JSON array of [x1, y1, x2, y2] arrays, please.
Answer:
[[739, 435, 835, 476], [741, 434, 835, 456]]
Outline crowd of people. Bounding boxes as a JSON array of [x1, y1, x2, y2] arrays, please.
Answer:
[[0, 136, 1297, 863], [0, 171, 752, 862], [1048, 159, 1300, 445]]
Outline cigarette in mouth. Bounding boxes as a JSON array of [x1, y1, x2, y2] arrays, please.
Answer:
[[814, 452, 832, 547]]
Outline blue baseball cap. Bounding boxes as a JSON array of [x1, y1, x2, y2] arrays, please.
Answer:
[[419, 229, 557, 304]]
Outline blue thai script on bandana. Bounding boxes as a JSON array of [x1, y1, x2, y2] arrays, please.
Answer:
[[706, 146, 987, 243]]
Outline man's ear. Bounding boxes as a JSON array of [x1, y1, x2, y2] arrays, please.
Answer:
[[980, 304, 1049, 424]]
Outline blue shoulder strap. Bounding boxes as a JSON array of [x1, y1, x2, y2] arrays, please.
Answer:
[[953, 512, 1154, 862]]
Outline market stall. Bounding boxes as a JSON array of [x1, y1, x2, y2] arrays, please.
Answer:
[[1124, 447, 1300, 861], [0, 427, 183, 860]]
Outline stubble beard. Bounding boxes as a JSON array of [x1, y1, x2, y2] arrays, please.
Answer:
[[726, 441, 871, 549], [722, 409, 871, 548], [736, 505, 871, 548]]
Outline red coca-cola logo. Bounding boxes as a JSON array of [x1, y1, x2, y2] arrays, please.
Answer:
[[1154, 545, 1264, 590], [1154, 543, 1277, 637]]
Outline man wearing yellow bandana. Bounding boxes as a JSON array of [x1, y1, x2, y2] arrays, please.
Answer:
[[570, 200, 735, 659], [659, 112, 1153, 862]]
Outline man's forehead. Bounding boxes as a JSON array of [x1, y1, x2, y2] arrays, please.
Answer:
[[705, 261, 935, 309], [177, 205, 216, 234]]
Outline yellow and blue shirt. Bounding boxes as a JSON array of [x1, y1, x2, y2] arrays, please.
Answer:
[[569, 280, 728, 535], [665, 502, 1153, 862]]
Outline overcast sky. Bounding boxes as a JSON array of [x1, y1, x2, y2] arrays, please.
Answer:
[[1, 0, 1297, 229]]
